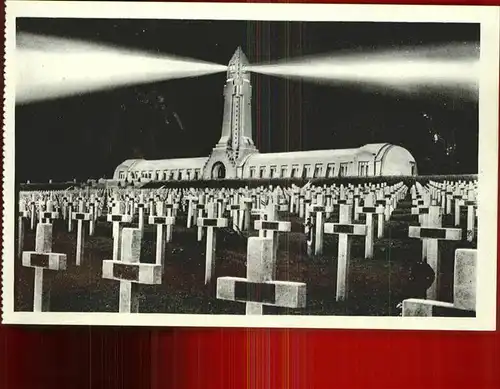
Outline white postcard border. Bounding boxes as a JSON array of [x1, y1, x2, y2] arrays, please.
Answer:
[[2, 1, 499, 330]]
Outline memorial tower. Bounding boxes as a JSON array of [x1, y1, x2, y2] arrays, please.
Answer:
[[202, 47, 258, 179]]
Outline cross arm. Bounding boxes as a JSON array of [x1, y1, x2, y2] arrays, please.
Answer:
[[22, 251, 67, 270], [102, 260, 162, 284], [216, 277, 306, 308], [197, 217, 229, 228], [408, 226, 462, 240], [40, 211, 59, 219], [411, 207, 429, 215], [148, 216, 176, 225], [72, 212, 92, 221], [254, 220, 291, 232], [324, 223, 367, 235], [107, 214, 133, 223], [309, 205, 333, 213], [355, 206, 385, 214]]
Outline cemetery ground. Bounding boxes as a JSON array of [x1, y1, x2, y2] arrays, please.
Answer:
[[14, 194, 477, 316]]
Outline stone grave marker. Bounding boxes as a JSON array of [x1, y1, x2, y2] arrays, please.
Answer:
[[148, 202, 176, 274], [18, 200, 29, 261], [355, 192, 379, 259], [102, 228, 162, 313], [107, 201, 133, 262], [324, 204, 367, 301], [22, 223, 67, 312], [408, 205, 462, 300], [254, 203, 291, 276], [197, 202, 229, 284], [465, 189, 477, 242], [217, 237, 306, 315], [136, 193, 148, 236], [402, 248, 477, 317], [308, 194, 332, 255], [71, 200, 92, 266]]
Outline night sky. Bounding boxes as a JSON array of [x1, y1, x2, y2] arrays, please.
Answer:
[[16, 18, 479, 182]]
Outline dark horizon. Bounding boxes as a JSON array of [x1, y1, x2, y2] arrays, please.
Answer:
[[16, 18, 479, 182]]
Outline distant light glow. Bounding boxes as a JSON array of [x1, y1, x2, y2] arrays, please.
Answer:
[[248, 44, 479, 99], [17, 33, 227, 104]]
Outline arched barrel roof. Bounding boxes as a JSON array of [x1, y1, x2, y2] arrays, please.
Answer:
[[114, 157, 207, 177], [357, 143, 392, 160], [243, 144, 392, 167]]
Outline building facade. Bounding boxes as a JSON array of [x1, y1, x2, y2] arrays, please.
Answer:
[[113, 47, 417, 183]]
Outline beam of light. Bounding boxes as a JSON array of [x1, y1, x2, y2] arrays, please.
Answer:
[[248, 43, 480, 99], [16, 33, 228, 104]]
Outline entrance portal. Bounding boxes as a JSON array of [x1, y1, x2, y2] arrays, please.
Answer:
[[211, 162, 226, 179]]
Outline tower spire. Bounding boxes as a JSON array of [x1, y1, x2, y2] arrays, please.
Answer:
[[227, 46, 249, 81]]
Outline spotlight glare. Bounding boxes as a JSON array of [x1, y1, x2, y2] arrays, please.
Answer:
[[248, 43, 479, 99], [16, 33, 227, 104]]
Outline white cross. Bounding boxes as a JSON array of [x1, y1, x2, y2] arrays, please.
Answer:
[[102, 228, 162, 313], [254, 203, 291, 276], [135, 196, 148, 236], [307, 194, 333, 255], [22, 223, 67, 312], [107, 201, 133, 262], [217, 237, 306, 315], [355, 193, 382, 259], [186, 195, 198, 228], [408, 205, 462, 300], [324, 204, 367, 301], [464, 190, 477, 242], [148, 209, 176, 273], [18, 205, 29, 261], [71, 205, 92, 266], [197, 202, 229, 284]]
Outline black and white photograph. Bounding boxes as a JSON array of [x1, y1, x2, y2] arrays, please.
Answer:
[[2, 2, 498, 329]]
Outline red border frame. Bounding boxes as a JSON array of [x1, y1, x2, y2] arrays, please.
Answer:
[[1, 1, 499, 388]]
